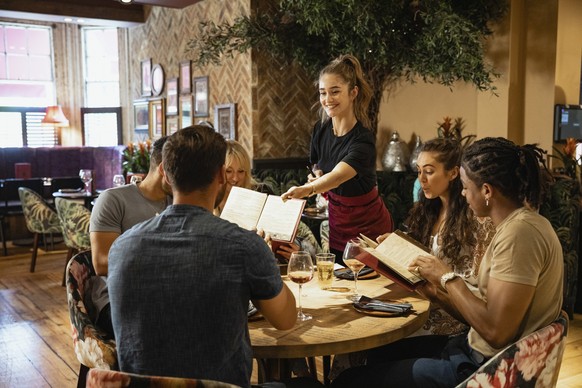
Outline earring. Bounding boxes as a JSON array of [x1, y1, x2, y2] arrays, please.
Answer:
[[486, 198, 489, 207]]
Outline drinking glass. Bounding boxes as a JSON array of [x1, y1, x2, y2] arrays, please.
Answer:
[[130, 175, 143, 184], [79, 169, 93, 195], [315, 253, 335, 290], [343, 239, 365, 302], [287, 251, 314, 321], [112, 174, 125, 187]]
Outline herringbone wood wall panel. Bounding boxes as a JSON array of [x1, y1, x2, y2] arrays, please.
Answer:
[[128, 0, 316, 159]]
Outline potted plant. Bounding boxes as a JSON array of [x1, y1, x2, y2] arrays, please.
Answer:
[[122, 140, 151, 183]]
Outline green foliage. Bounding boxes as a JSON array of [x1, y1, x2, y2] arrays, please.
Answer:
[[186, 0, 508, 130]]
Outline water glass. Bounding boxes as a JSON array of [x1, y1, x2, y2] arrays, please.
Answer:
[[113, 174, 125, 187], [79, 169, 93, 195], [130, 175, 143, 184], [315, 253, 335, 290]]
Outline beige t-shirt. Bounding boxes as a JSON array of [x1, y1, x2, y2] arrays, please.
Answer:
[[468, 207, 563, 357]]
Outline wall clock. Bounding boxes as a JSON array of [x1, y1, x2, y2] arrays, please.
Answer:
[[151, 64, 165, 97]]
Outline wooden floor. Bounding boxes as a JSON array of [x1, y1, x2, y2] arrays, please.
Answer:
[[1, 245, 582, 387]]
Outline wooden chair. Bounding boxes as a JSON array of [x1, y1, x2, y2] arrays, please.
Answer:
[[86, 368, 242, 388], [55, 197, 91, 286], [66, 251, 117, 388], [17, 187, 62, 271], [456, 310, 569, 388]]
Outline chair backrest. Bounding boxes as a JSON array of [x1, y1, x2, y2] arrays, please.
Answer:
[[86, 368, 242, 388], [456, 310, 569, 388], [66, 250, 117, 369], [17, 186, 61, 234], [55, 197, 91, 251]]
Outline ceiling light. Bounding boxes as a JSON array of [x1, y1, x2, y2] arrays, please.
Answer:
[[119, 0, 133, 4]]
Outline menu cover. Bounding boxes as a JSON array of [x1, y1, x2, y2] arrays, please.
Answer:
[[220, 186, 306, 243], [357, 230, 428, 292]]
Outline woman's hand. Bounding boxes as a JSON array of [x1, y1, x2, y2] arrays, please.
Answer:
[[281, 185, 311, 201], [307, 168, 323, 182], [376, 233, 391, 244], [275, 242, 301, 261]]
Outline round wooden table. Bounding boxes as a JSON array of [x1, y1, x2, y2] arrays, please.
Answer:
[[249, 274, 430, 382]]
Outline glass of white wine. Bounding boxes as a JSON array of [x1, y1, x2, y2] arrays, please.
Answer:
[[112, 174, 125, 187], [343, 239, 365, 302], [287, 251, 314, 321], [79, 169, 93, 195]]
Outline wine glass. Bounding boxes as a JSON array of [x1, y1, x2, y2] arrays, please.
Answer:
[[287, 251, 314, 322], [112, 174, 125, 187], [343, 239, 365, 302], [130, 175, 143, 184], [79, 169, 93, 195]]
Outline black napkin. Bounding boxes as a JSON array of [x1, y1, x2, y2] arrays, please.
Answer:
[[334, 266, 375, 280], [354, 296, 413, 315]]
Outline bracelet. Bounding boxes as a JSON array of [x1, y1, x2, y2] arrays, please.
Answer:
[[309, 182, 316, 197]]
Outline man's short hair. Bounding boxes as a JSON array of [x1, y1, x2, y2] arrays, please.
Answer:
[[162, 125, 226, 193], [150, 136, 169, 171]]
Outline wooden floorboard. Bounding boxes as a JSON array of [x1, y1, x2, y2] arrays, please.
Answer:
[[0, 244, 581, 387]]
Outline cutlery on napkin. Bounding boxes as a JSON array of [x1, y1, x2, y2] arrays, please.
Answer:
[[354, 295, 413, 314]]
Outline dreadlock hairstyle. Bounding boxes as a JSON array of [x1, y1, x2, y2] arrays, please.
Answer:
[[461, 137, 549, 210], [315, 54, 373, 130], [406, 138, 476, 263]]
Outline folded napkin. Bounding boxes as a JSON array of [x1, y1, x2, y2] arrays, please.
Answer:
[[354, 296, 413, 315], [248, 301, 258, 317], [334, 266, 375, 280]]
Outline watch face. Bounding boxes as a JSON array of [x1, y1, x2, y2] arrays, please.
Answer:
[[151, 64, 165, 96]]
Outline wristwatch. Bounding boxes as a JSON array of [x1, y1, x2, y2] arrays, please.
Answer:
[[440, 272, 459, 289]]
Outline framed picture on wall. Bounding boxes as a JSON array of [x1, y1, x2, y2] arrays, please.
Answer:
[[149, 98, 165, 140], [214, 103, 236, 140], [133, 99, 150, 140], [151, 64, 165, 97], [193, 76, 209, 117], [166, 77, 179, 116], [179, 94, 193, 129], [140, 58, 152, 97], [167, 115, 179, 136], [180, 60, 191, 94]]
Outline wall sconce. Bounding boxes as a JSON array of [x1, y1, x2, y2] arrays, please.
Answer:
[[41, 105, 69, 127]]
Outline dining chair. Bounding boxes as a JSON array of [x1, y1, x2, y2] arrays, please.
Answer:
[[66, 250, 117, 388], [85, 368, 242, 388], [55, 197, 91, 286], [18, 187, 62, 271], [456, 310, 569, 388]]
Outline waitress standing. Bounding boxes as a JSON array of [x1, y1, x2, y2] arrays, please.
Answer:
[[282, 54, 393, 263]]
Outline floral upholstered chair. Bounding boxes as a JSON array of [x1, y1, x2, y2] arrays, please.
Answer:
[[56, 197, 92, 286], [18, 187, 62, 272], [456, 310, 569, 388], [86, 368, 242, 388], [66, 250, 117, 388]]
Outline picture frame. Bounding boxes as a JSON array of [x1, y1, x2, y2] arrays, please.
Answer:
[[214, 103, 236, 140], [140, 58, 152, 97], [179, 94, 193, 129], [179, 60, 191, 94], [133, 99, 150, 140], [166, 77, 179, 116], [193, 76, 209, 117], [166, 115, 179, 136], [149, 98, 166, 140], [151, 64, 165, 97]]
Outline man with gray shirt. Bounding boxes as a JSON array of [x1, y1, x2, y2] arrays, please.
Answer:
[[89, 136, 171, 337]]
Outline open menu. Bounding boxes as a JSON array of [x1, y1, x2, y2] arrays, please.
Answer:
[[220, 186, 306, 243], [357, 230, 428, 292]]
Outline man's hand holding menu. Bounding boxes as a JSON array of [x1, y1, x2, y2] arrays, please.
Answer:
[[357, 230, 428, 292], [220, 187, 306, 242]]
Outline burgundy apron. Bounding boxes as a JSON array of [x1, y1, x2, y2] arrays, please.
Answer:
[[327, 186, 394, 252]]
